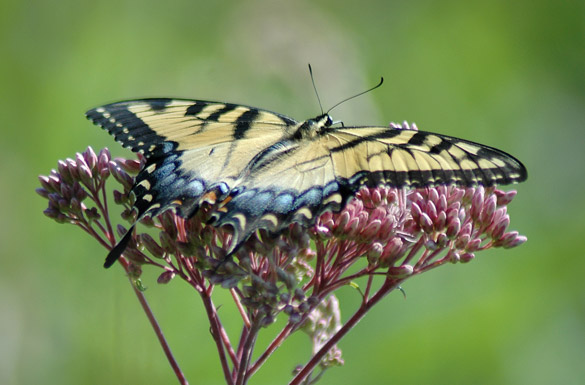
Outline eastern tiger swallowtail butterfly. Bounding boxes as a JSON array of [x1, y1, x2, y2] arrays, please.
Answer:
[[86, 98, 527, 268]]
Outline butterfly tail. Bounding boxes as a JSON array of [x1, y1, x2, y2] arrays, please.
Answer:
[[104, 225, 136, 268]]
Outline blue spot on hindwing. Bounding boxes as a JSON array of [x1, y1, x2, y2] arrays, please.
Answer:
[[293, 187, 323, 210], [183, 179, 205, 198], [270, 193, 294, 214]]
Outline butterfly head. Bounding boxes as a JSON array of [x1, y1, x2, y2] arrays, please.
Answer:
[[295, 113, 334, 140]]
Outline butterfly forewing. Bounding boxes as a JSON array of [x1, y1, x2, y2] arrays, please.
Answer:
[[327, 126, 526, 188]]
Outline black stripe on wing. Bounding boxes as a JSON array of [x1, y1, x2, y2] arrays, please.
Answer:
[[329, 127, 527, 188], [86, 99, 179, 158]]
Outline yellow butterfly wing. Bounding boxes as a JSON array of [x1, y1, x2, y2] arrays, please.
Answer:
[[211, 123, 526, 253]]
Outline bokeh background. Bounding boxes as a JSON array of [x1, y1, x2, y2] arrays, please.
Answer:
[[2, 0, 584, 384]]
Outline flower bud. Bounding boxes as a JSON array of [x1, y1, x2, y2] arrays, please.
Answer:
[[437, 193, 448, 213], [121, 208, 135, 221], [157, 271, 175, 284], [78, 164, 93, 187], [294, 288, 305, 301], [462, 187, 475, 205], [115, 157, 142, 174], [455, 233, 470, 250], [344, 217, 360, 237], [447, 249, 460, 263], [381, 238, 403, 266], [60, 183, 72, 201], [480, 195, 497, 226], [378, 214, 395, 236], [66, 158, 80, 180], [70, 197, 81, 213], [109, 161, 133, 191], [419, 212, 433, 233], [388, 264, 414, 278], [465, 238, 482, 252], [367, 242, 384, 265], [159, 231, 176, 253], [370, 188, 382, 205], [360, 219, 381, 239], [58, 160, 73, 184], [495, 190, 516, 206], [426, 200, 438, 223], [36, 187, 49, 198], [141, 233, 165, 258], [38, 175, 54, 193], [425, 239, 438, 250], [503, 234, 527, 249], [85, 207, 100, 220], [446, 217, 461, 238], [490, 216, 510, 240], [334, 211, 351, 235], [435, 210, 447, 230], [112, 190, 122, 204], [307, 296, 319, 307], [448, 187, 466, 204], [429, 188, 439, 205], [160, 213, 178, 238], [72, 182, 88, 201], [435, 233, 448, 248], [288, 311, 302, 324], [297, 301, 310, 313], [284, 305, 294, 315], [43, 207, 60, 219], [460, 222, 472, 236], [84, 147, 98, 171], [98, 150, 111, 178], [260, 315, 276, 327], [358, 187, 371, 202], [490, 207, 507, 228], [280, 292, 291, 304], [460, 252, 475, 263], [277, 268, 297, 290], [470, 187, 485, 221], [75, 152, 89, 171]]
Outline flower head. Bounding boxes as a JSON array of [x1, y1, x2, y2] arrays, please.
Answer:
[[38, 146, 526, 382]]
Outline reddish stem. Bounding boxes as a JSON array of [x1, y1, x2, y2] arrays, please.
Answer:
[[289, 278, 401, 385], [200, 292, 234, 385], [235, 320, 261, 385], [247, 323, 294, 377], [119, 258, 189, 385]]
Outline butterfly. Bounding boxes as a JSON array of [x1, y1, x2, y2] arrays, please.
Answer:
[[86, 97, 527, 268]]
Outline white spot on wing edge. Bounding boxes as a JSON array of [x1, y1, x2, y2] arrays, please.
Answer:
[[322, 193, 342, 205], [295, 207, 313, 220], [137, 179, 151, 189]]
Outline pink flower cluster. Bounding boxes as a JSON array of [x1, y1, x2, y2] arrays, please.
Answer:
[[37, 146, 526, 385]]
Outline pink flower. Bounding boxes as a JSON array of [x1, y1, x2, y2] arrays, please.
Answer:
[[38, 146, 526, 384]]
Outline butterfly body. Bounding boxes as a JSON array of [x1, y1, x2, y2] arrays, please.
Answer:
[[86, 98, 526, 267]]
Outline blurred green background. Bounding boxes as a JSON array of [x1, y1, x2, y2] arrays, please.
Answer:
[[2, 0, 584, 384]]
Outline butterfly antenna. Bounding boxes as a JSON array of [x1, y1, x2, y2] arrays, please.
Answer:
[[326, 77, 384, 114], [308, 64, 324, 115]]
